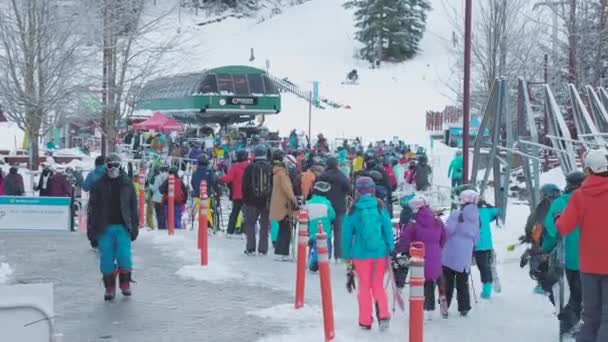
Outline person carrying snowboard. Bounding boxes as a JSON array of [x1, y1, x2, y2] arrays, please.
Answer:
[[543, 171, 584, 336], [396, 195, 447, 319], [474, 198, 500, 299], [88, 154, 139, 301], [441, 189, 481, 317], [342, 176, 394, 331], [556, 149, 608, 342]]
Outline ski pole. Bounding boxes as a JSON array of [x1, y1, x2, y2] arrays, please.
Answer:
[[469, 272, 478, 304]]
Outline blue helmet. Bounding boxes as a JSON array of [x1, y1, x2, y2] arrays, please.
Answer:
[[540, 183, 560, 199]]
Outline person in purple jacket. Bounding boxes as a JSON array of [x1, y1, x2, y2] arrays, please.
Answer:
[[441, 189, 481, 317], [396, 195, 447, 315]]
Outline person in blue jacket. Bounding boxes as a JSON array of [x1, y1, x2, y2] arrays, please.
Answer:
[[474, 198, 500, 299], [83, 156, 106, 192]]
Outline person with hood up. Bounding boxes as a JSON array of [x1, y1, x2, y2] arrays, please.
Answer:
[[4, 166, 24, 196], [474, 198, 500, 299], [88, 153, 138, 301], [83, 156, 107, 192], [396, 195, 447, 318], [35, 163, 54, 196], [543, 171, 585, 335], [241, 144, 273, 256], [414, 155, 432, 192], [270, 149, 298, 261], [448, 151, 464, 188], [318, 156, 351, 261], [305, 181, 336, 272], [342, 176, 394, 331], [441, 189, 481, 317], [220, 150, 249, 235], [556, 149, 608, 342], [151, 165, 169, 229], [47, 167, 73, 197]]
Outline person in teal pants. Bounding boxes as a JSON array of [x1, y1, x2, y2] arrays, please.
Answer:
[[448, 151, 463, 188], [543, 171, 585, 335], [89, 153, 139, 301]]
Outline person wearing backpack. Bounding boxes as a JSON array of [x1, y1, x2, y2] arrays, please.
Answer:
[[241, 144, 274, 256], [270, 149, 299, 261], [160, 167, 188, 229], [342, 176, 394, 331], [220, 150, 249, 235], [191, 153, 220, 211], [474, 199, 500, 300], [543, 171, 584, 336], [396, 195, 446, 318], [305, 181, 336, 272], [441, 189, 481, 317]]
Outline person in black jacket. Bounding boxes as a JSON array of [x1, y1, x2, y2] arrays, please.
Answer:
[[317, 157, 351, 261], [4, 166, 24, 196], [241, 144, 273, 255], [89, 153, 139, 301]]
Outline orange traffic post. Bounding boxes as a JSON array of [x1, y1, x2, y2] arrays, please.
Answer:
[[138, 167, 145, 228], [199, 181, 209, 266], [409, 242, 425, 342], [168, 175, 175, 236], [317, 221, 335, 341], [294, 208, 309, 309]]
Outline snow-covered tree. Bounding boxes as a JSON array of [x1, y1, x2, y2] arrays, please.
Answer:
[[345, 0, 431, 65]]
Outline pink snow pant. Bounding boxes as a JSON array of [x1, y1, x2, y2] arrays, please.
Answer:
[[354, 258, 390, 326]]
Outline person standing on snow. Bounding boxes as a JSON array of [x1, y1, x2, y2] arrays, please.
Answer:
[[220, 150, 249, 235], [270, 149, 299, 261], [543, 171, 585, 335], [396, 195, 446, 318], [414, 155, 432, 192], [318, 157, 351, 261], [556, 149, 608, 342], [160, 167, 188, 229], [83, 156, 107, 192], [191, 153, 220, 219], [35, 164, 54, 196], [4, 166, 24, 196], [342, 176, 394, 331], [241, 145, 273, 256], [305, 181, 336, 272], [448, 151, 464, 188], [150, 165, 169, 229], [474, 198, 500, 299], [88, 154, 138, 301], [441, 189, 481, 317]]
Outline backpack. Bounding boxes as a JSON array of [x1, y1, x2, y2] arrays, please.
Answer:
[[164, 180, 186, 205], [357, 199, 386, 252], [250, 162, 273, 199]]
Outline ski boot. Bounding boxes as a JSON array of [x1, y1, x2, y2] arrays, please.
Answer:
[[378, 319, 390, 332], [118, 270, 133, 297], [359, 323, 372, 331], [481, 283, 493, 299], [459, 310, 469, 317], [102, 271, 117, 301]]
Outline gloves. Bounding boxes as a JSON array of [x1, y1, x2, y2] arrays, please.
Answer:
[[90, 239, 98, 248], [130, 228, 139, 242]]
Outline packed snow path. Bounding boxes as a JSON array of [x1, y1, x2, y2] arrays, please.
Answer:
[[0, 231, 287, 342]]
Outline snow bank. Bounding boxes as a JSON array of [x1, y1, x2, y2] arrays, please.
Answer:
[[0, 262, 13, 284], [176, 264, 241, 283]]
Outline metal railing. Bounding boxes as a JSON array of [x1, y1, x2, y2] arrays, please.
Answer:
[[0, 302, 59, 341]]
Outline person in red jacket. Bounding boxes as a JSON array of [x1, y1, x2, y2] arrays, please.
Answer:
[[220, 150, 249, 235], [556, 148, 608, 342]]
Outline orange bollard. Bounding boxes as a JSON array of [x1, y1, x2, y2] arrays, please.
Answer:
[[199, 181, 209, 266], [168, 175, 175, 235], [294, 209, 309, 309], [138, 167, 145, 228], [409, 242, 425, 342], [317, 221, 335, 341]]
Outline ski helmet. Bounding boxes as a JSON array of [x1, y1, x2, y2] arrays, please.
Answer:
[[565, 171, 586, 193], [326, 157, 338, 169], [400, 193, 416, 209], [283, 154, 297, 169], [312, 181, 331, 196], [236, 150, 249, 162], [197, 153, 210, 166], [368, 170, 384, 185], [459, 189, 480, 205], [272, 149, 285, 162], [584, 148, 608, 174], [253, 144, 267, 160], [408, 195, 429, 213], [540, 183, 561, 199], [355, 176, 376, 196]]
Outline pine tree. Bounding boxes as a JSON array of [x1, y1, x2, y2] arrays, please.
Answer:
[[345, 0, 431, 64]]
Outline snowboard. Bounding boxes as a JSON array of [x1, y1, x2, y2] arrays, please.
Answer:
[[386, 258, 405, 312], [552, 238, 566, 342], [491, 249, 502, 293]]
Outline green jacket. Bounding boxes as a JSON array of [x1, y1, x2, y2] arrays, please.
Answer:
[[306, 195, 336, 241], [342, 195, 394, 260], [448, 156, 463, 180], [543, 193, 580, 271]]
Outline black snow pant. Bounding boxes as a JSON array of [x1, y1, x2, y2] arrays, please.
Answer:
[[243, 204, 270, 254], [154, 202, 166, 230], [274, 216, 292, 256], [424, 278, 444, 311], [332, 212, 344, 260], [576, 273, 608, 342], [443, 266, 471, 313], [227, 199, 243, 234], [565, 269, 582, 318], [474, 250, 493, 284]]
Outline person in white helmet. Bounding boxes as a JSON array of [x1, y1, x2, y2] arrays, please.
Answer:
[[557, 148, 608, 342]]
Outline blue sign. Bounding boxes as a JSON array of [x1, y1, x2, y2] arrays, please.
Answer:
[[312, 81, 319, 106]]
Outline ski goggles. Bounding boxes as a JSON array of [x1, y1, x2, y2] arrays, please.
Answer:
[[106, 162, 121, 169]]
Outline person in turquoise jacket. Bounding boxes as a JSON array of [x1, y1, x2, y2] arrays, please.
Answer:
[[543, 171, 584, 335], [474, 200, 500, 299], [83, 156, 107, 192], [448, 151, 464, 188], [342, 176, 394, 331], [306, 181, 336, 272]]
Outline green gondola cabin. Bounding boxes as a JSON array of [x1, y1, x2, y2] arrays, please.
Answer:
[[136, 65, 281, 125]]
